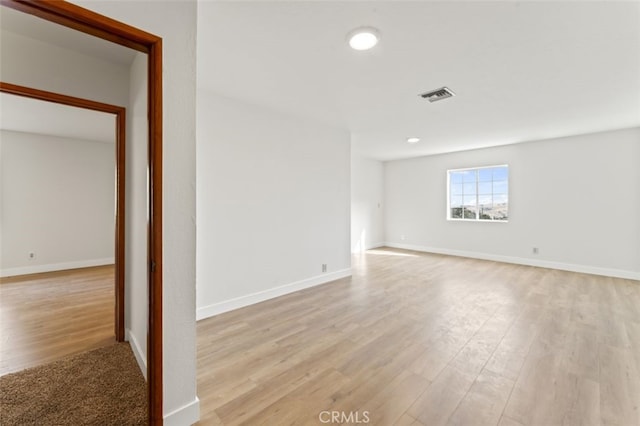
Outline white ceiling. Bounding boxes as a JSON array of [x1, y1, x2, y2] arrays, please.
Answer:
[[0, 93, 116, 144], [198, 1, 640, 161]]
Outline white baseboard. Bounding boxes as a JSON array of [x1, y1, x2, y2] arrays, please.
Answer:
[[352, 242, 385, 253], [367, 242, 385, 250], [164, 397, 200, 426], [197, 268, 352, 321], [125, 328, 147, 380], [0, 258, 115, 278], [384, 242, 640, 281], [127, 332, 201, 426]]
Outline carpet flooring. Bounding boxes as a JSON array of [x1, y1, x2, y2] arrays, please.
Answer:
[[0, 342, 147, 425]]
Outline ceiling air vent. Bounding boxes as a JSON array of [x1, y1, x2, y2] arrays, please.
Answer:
[[420, 86, 455, 103]]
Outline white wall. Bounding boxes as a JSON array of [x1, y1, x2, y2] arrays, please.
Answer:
[[385, 127, 640, 279], [70, 2, 200, 424], [124, 52, 148, 378], [0, 130, 115, 276], [351, 155, 384, 252], [0, 30, 129, 107], [196, 92, 352, 319]]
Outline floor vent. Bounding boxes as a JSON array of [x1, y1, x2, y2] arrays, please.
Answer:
[[419, 87, 455, 103]]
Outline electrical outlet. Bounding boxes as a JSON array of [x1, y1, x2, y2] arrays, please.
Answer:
[[532, 247, 539, 255], [28, 252, 36, 261], [322, 264, 327, 273]]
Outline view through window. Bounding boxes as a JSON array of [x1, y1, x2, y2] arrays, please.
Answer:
[[448, 165, 509, 221]]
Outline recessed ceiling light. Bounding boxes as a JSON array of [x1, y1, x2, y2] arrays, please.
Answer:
[[407, 137, 420, 144], [348, 27, 380, 51]]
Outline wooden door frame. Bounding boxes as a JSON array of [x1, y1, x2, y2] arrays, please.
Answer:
[[0, 82, 127, 341], [0, 1, 165, 424]]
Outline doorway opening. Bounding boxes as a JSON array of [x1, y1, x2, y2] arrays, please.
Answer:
[[0, 83, 126, 370], [0, 2, 164, 423], [0, 82, 126, 373]]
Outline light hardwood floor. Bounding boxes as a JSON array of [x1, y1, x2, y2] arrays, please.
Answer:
[[0, 266, 115, 376], [196, 248, 640, 425]]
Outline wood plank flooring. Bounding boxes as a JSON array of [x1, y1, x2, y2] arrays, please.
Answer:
[[196, 248, 640, 425], [0, 266, 115, 376]]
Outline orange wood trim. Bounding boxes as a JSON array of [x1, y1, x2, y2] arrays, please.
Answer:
[[1, 2, 164, 424], [0, 0, 157, 52], [0, 82, 126, 342], [147, 39, 164, 426], [115, 108, 126, 342], [0, 82, 124, 114]]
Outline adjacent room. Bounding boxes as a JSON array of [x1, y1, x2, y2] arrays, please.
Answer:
[[0, 93, 118, 374], [0, 1, 638, 425]]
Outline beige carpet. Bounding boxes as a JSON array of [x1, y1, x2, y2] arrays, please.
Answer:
[[0, 343, 147, 425]]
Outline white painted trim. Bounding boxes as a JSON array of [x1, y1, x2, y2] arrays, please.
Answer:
[[352, 242, 385, 254], [0, 258, 115, 278], [384, 242, 640, 281], [366, 242, 385, 250], [125, 328, 147, 380], [164, 397, 200, 426], [197, 268, 352, 321]]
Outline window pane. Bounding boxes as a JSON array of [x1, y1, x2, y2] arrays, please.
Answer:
[[492, 204, 508, 220], [450, 207, 463, 218], [463, 195, 476, 206], [450, 172, 464, 184], [492, 167, 508, 180], [462, 170, 477, 183], [493, 193, 508, 204], [463, 207, 476, 219], [450, 184, 463, 196], [478, 194, 492, 206], [479, 205, 493, 220], [450, 195, 462, 207], [478, 168, 492, 182], [478, 181, 492, 194], [463, 182, 476, 194], [493, 180, 508, 193]]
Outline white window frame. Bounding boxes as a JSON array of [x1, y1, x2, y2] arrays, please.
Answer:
[[446, 164, 509, 222]]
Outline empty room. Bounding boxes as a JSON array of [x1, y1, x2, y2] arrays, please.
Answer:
[[1, 1, 639, 425], [193, 1, 639, 425]]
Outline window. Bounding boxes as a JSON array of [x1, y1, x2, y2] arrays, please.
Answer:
[[448, 165, 508, 221]]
